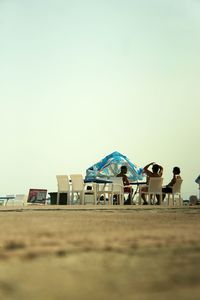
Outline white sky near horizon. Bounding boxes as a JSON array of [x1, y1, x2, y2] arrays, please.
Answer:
[[0, 0, 200, 199]]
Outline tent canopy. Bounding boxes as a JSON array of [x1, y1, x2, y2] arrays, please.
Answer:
[[86, 151, 144, 181]]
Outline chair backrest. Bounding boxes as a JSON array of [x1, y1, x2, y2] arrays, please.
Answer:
[[148, 177, 163, 193], [15, 194, 24, 200], [112, 177, 124, 193], [56, 175, 70, 192], [70, 174, 84, 191], [6, 194, 27, 206], [15, 194, 27, 201], [97, 183, 109, 192], [172, 179, 183, 194]]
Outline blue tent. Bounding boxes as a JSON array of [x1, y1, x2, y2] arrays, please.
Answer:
[[85, 151, 144, 181]]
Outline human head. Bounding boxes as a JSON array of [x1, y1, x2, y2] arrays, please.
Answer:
[[152, 164, 159, 173], [120, 165, 127, 174], [173, 167, 180, 175]]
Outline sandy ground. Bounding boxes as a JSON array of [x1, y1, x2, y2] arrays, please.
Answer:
[[0, 205, 200, 300]]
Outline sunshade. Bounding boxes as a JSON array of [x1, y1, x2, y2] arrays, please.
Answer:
[[85, 151, 144, 181]]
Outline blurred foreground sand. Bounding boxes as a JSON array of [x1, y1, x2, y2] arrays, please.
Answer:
[[0, 206, 200, 300]]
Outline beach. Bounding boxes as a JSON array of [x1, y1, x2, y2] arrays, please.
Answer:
[[0, 206, 200, 300]]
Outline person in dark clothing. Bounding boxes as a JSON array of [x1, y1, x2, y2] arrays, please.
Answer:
[[162, 167, 181, 200]]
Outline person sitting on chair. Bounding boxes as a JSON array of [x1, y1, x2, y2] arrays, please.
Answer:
[[162, 167, 181, 200], [117, 166, 133, 205], [141, 162, 163, 205]]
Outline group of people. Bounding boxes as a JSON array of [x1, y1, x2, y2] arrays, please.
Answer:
[[117, 163, 182, 205]]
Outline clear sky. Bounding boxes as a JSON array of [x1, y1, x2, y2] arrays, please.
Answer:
[[0, 0, 200, 199]]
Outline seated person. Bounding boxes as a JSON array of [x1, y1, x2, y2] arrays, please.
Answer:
[[117, 166, 133, 205], [141, 162, 163, 205], [162, 167, 181, 200]]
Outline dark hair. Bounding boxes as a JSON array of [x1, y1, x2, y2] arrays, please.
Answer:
[[152, 164, 159, 173], [173, 167, 180, 175], [121, 165, 127, 173]]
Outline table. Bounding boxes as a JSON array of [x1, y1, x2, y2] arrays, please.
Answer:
[[84, 179, 147, 205], [129, 182, 147, 203], [84, 178, 112, 184], [0, 196, 15, 206], [84, 179, 113, 204]]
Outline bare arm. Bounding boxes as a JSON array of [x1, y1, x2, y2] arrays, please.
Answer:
[[167, 175, 176, 187], [143, 162, 154, 176], [157, 165, 163, 177]]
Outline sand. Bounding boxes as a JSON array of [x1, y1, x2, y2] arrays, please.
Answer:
[[0, 205, 200, 300]]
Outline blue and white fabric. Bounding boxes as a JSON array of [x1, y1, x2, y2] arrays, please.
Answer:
[[85, 151, 144, 181]]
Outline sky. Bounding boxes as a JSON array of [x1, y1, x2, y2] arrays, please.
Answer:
[[0, 0, 200, 199]]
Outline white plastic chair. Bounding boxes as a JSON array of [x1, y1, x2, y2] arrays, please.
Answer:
[[111, 177, 124, 205], [96, 182, 113, 205], [15, 194, 28, 206], [70, 174, 96, 205], [56, 175, 71, 205], [139, 177, 163, 205], [166, 179, 183, 206], [6, 194, 27, 206], [96, 178, 124, 205]]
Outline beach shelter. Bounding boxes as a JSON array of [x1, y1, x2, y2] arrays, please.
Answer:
[[85, 151, 144, 181]]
